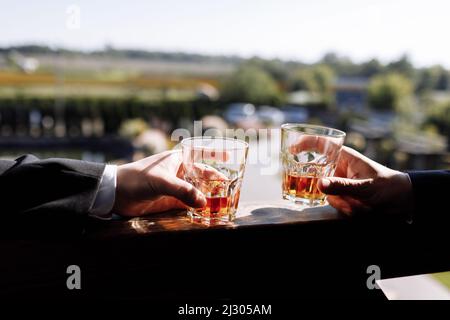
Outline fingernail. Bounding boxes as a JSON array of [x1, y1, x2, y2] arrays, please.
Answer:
[[321, 178, 331, 188]]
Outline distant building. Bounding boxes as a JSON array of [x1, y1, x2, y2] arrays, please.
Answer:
[[334, 77, 369, 112], [395, 134, 448, 170]]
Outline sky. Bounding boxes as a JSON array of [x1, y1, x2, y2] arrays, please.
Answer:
[[1, 0, 450, 67]]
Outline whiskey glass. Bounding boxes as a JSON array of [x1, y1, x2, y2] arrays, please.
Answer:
[[181, 137, 249, 224], [281, 124, 345, 206]]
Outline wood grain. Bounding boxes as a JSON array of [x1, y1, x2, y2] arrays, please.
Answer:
[[85, 200, 344, 240]]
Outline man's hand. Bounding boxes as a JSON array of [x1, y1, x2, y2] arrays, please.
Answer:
[[318, 146, 413, 216], [112, 150, 206, 217]]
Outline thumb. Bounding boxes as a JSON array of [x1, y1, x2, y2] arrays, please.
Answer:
[[160, 176, 206, 208], [318, 177, 374, 198]]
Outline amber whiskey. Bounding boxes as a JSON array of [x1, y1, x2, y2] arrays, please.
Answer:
[[283, 172, 326, 204]]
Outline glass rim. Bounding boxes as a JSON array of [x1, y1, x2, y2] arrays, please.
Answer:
[[181, 136, 249, 150], [281, 123, 346, 138]]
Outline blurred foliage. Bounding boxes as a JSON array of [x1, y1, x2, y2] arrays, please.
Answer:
[[0, 45, 244, 64], [2, 45, 449, 91], [220, 65, 284, 105], [320, 52, 416, 78], [3, 45, 450, 149], [416, 65, 450, 92], [385, 55, 415, 78], [0, 96, 225, 135], [320, 53, 385, 77], [319, 53, 360, 76], [359, 59, 384, 78], [368, 73, 413, 112], [425, 101, 450, 138], [119, 118, 149, 139], [289, 64, 335, 105], [337, 110, 368, 129], [243, 58, 289, 82]]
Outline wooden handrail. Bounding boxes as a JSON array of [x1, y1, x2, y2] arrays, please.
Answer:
[[0, 201, 448, 300]]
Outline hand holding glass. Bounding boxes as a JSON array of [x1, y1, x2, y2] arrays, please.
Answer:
[[281, 124, 345, 206], [181, 137, 248, 223]]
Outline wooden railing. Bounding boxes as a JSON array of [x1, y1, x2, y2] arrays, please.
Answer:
[[0, 200, 448, 300]]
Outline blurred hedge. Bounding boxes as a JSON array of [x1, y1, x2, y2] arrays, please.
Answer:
[[0, 97, 224, 135]]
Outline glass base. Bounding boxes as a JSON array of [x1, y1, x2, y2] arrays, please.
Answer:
[[187, 209, 235, 226], [283, 193, 327, 207]]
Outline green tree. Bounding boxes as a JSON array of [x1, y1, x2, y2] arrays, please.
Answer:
[[290, 68, 317, 92], [320, 52, 359, 76], [244, 57, 289, 82], [425, 101, 450, 138], [416, 66, 449, 92], [290, 65, 335, 104], [368, 73, 413, 111], [220, 65, 283, 105], [313, 65, 334, 94], [417, 67, 439, 92], [359, 58, 384, 77], [386, 55, 415, 78], [436, 69, 449, 91]]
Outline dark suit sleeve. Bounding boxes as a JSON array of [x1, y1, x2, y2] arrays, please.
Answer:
[[407, 170, 450, 225], [0, 154, 105, 220]]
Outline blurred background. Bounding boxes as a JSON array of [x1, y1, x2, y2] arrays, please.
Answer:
[[1, 0, 450, 297], [1, 0, 450, 171]]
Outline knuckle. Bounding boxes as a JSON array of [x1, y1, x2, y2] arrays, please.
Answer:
[[181, 182, 196, 198]]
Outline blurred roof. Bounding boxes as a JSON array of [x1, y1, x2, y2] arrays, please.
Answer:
[[397, 134, 447, 155], [334, 77, 369, 90], [349, 121, 391, 139]]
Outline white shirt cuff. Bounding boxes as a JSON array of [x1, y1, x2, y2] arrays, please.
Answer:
[[89, 164, 117, 220]]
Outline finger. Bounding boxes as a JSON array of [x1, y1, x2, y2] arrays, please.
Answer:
[[160, 176, 206, 208], [289, 135, 341, 154], [169, 150, 228, 181], [339, 195, 372, 214], [333, 146, 352, 177], [327, 195, 370, 216], [318, 177, 374, 198], [289, 135, 325, 154], [288, 135, 342, 164], [334, 146, 380, 179], [192, 163, 228, 180], [188, 149, 230, 163], [327, 195, 353, 215], [182, 162, 229, 181]]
